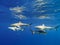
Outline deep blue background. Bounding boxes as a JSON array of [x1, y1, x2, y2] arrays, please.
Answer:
[[0, 0, 60, 45]]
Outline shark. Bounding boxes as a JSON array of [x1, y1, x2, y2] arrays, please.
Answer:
[[31, 30, 46, 35], [35, 24, 60, 32], [8, 26, 24, 31], [11, 21, 30, 27]]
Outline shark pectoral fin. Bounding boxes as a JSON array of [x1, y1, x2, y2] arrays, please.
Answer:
[[42, 32, 47, 35], [41, 30, 46, 32], [39, 30, 47, 35]]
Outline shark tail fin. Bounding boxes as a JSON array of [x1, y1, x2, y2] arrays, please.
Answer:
[[54, 28, 57, 31], [29, 23, 32, 26], [26, 23, 32, 26], [54, 25, 60, 31], [55, 25, 60, 31]]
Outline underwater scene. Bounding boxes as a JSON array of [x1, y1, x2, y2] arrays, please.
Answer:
[[0, 0, 60, 45]]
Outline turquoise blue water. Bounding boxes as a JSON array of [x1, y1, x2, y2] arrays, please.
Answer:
[[0, 0, 60, 45]]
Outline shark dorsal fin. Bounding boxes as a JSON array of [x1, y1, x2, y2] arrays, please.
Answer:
[[19, 21, 22, 23], [42, 24, 45, 26]]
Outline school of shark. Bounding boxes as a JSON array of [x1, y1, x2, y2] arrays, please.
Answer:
[[8, 0, 60, 35], [8, 21, 60, 35]]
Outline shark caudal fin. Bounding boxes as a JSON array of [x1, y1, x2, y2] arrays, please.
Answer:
[[26, 23, 32, 26], [54, 25, 60, 31], [54, 28, 57, 31], [29, 23, 32, 26]]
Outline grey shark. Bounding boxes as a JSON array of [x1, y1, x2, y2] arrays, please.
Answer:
[[35, 24, 60, 32], [31, 30, 47, 35], [11, 21, 31, 27], [8, 26, 24, 31]]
